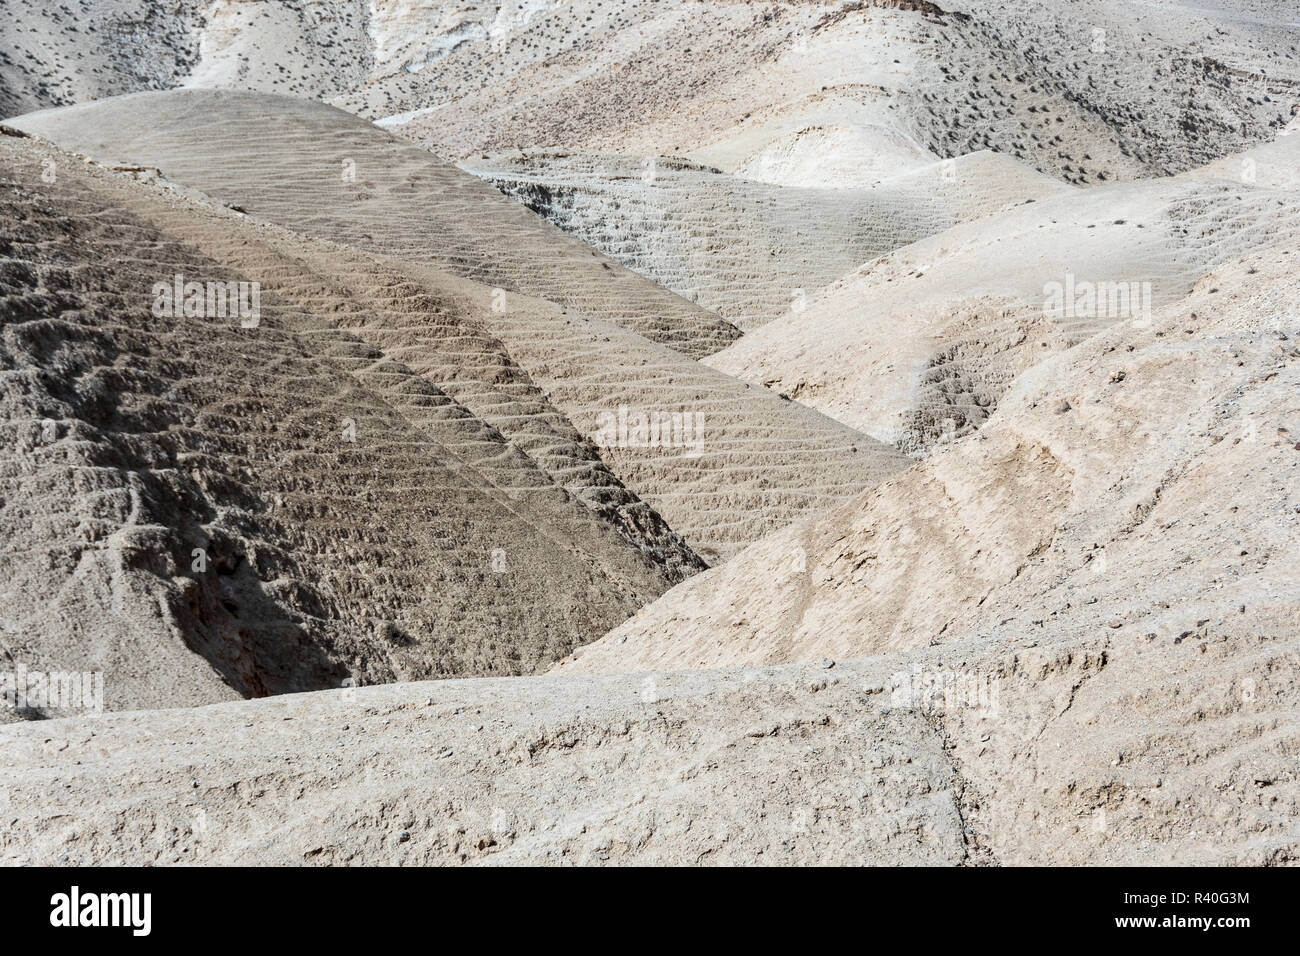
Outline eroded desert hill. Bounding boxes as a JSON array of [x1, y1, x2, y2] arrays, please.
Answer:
[[11, 89, 740, 359], [0, 128, 707, 711], [705, 132, 1300, 450], [562, 250, 1300, 673], [11, 90, 912, 563], [1, 87, 919, 710], [545, 248, 1300, 866]]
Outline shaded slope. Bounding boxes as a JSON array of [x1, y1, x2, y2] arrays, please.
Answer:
[[462, 281, 910, 562], [42, 143, 707, 583], [0, 132, 684, 711]]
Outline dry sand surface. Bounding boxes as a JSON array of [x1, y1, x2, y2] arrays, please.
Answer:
[[1, 0, 1298, 867]]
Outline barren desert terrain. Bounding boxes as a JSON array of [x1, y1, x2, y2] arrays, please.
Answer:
[[0, 0, 1297, 868]]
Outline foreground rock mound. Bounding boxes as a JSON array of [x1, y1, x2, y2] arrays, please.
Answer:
[[4, 635, 1294, 864], [0, 665, 973, 865]]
